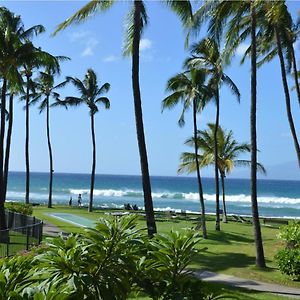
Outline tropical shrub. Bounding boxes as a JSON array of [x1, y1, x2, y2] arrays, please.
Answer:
[[0, 214, 220, 299], [276, 221, 300, 280], [5, 202, 33, 216], [135, 230, 204, 299]]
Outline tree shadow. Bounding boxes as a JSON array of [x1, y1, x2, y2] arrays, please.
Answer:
[[202, 230, 254, 245], [191, 251, 255, 272], [192, 249, 275, 274]]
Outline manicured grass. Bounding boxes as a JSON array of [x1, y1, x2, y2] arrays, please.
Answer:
[[33, 205, 300, 290], [132, 282, 291, 300], [0, 231, 38, 257]]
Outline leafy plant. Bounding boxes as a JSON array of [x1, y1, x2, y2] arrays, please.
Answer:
[[135, 230, 204, 299], [5, 202, 33, 216], [276, 221, 300, 280], [277, 221, 300, 248]]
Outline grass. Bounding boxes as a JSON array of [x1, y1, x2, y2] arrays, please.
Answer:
[[132, 282, 292, 300], [0, 230, 38, 257], [32, 205, 300, 291]]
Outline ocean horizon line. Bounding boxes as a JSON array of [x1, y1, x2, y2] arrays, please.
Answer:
[[7, 170, 300, 183]]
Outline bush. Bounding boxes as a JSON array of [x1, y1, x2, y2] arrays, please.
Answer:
[[278, 221, 300, 248], [5, 202, 33, 216], [275, 221, 300, 280], [0, 214, 221, 299], [276, 248, 300, 280]]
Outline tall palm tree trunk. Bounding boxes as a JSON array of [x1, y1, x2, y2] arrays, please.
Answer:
[[291, 44, 300, 108], [25, 75, 30, 204], [0, 79, 7, 231], [220, 173, 227, 223], [89, 113, 96, 213], [250, 3, 266, 268], [132, 0, 156, 236], [46, 98, 54, 208], [193, 99, 207, 239], [214, 91, 220, 231], [4, 94, 13, 201], [275, 29, 300, 167]]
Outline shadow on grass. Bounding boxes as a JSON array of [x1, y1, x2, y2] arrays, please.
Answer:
[[192, 251, 255, 272], [201, 230, 254, 245]]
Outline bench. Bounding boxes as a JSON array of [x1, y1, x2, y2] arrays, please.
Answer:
[[263, 218, 288, 228]]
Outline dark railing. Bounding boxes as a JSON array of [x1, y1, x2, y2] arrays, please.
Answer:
[[0, 210, 43, 257]]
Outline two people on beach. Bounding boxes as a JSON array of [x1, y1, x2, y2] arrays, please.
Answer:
[[69, 194, 82, 206]]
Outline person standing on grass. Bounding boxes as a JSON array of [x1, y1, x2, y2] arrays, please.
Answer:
[[78, 194, 82, 207]]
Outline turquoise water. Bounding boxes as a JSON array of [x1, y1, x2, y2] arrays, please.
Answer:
[[6, 171, 300, 218], [49, 213, 96, 227]]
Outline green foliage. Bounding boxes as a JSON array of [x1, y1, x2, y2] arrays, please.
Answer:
[[6, 202, 33, 216], [0, 214, 213, 299], [275, 248, 300, 281], [276, 222, 300, 280], [277, 221, 300, 248], [135, 230, 204, 299]]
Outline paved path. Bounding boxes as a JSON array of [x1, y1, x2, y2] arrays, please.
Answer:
[[194, 270, 300, 299], [43, 221, 67, 238]]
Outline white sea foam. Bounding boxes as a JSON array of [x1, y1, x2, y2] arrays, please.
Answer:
[[68, 188, 300, 206]]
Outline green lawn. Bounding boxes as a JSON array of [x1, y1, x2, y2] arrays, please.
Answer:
[[0, 230, 38, 257], [132, 282, 292, 300], [33, 206, 300, 291]]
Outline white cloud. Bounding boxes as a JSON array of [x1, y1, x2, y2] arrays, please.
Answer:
[[281, 132, 292, 138], [69, 31, 90, 42], [140, 38, 152, 51], [81, 38, 99, 57], [69, 30, 99, 57], [103, 55, 120, 63], [236, 43, 250, 56]]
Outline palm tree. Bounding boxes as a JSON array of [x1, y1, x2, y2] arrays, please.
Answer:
[[22, 46, 62, 204], [189, 0, 266, 268], [179, 123, 266, 223], [255, 1, 300, 166], [55, 69, 110, 212], [0, 8, 44, 231], [162, 68, 211, 239], [187, 38, 240, 231], [53, 0, 193, 236], [31, 68, 68, 208]]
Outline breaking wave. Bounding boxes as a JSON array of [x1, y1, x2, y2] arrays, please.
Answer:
[[69, 189, 300, 205]]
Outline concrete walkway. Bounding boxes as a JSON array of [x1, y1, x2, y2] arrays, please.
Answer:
[[43, 221, 68, 238], [194, 270, 300, 299]]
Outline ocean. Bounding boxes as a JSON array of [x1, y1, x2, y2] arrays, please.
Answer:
[[6, 172, 300, 218]]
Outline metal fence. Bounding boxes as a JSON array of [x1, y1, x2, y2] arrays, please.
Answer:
[[0, 210, 43, 257]]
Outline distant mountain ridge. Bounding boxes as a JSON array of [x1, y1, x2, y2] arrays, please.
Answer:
[[229, 161, 300, 181]]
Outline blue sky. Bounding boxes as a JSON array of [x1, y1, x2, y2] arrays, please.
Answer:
[[3, 1, 300, 180]]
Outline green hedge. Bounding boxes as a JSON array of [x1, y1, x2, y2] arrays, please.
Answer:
[[5, 202, 33, 216], [275, 221, 300, 280]]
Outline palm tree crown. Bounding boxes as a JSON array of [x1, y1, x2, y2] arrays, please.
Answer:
[[64, 69, 110, 114]]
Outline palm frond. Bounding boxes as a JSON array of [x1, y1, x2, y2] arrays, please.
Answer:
[[95, 97, 110, 109], [123, 1, 148, 56], [53, 0, 115, 35]]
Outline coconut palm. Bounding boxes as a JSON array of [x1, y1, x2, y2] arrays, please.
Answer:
[[54, 69, 110, 212], [31, 67, 68, 208], [162, 68, 212, 239], [186, 38, 240, 231], [253, 1, 300, 167], [53, 0, 193, 236], [179, 123, 266, 223], [189, 0, 266, 268], [0, 7, 44, 231], [22, 46, 62, 205]]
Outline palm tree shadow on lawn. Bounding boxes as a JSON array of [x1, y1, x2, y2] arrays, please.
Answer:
[[201, 230, 254, 245], [191, 250, 274, 273]]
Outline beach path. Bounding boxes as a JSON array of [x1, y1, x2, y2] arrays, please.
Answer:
[[43, 221, 67, 237], [195, 270, 300, 299]]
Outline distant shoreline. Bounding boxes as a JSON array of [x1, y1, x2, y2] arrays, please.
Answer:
[[6, 170, 300, 183]]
